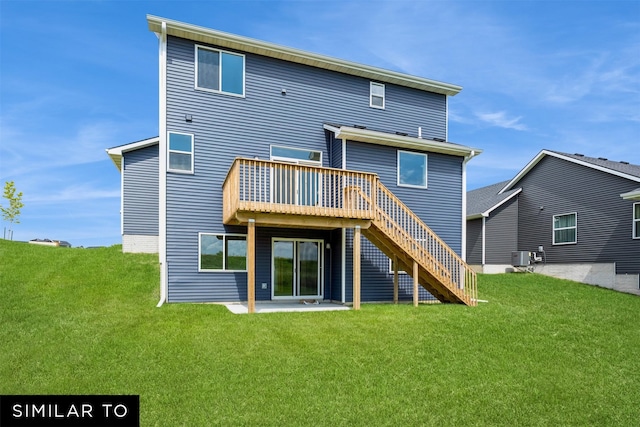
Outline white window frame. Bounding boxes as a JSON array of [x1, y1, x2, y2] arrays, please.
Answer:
[[167, 132, 194, 174], [270, 145, 322, 165], [271, 238, 324, 300], [199, 233, 248, 272], [370, 82, 385, 109], [633, 203, 640, 239], [195, 45, 245, 97], [397, 150, 428, 189], [552, 212, 577, 245]]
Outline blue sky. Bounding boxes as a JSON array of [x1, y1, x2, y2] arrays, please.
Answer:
[[1, 0, 638, 247]]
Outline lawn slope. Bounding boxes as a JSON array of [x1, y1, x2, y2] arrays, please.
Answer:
[[1, 240, 639, 426]]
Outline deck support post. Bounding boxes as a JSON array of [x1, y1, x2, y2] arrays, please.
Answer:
[[413, 261, 419, 307], [393, 255, 399, 304], [353, 226, 361, 310], [247, 219, 256, 314]]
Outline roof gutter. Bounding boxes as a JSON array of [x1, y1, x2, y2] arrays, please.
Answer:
[[325, 125, 482, 158], [621, 189, 640, 200], [147, 15, 462, 96], [157, 21, 168, 308]]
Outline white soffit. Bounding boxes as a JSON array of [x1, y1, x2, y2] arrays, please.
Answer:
[[147, 15, 462, 96], [106, 137, 159, 170], [621, 188, 640, 200], [324, 124, 481, 158]]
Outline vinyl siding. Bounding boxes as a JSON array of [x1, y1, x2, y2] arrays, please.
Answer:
[[345, 140, 463, 252], [517, 156, 639, 275], [122, 145, 159, 236], [466, 218, 482, 264], [164, 35, 458, 302], [485, 197, 518, 264], [344, 140, 460, 302]]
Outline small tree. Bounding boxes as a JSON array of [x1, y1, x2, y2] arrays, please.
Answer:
[[1, 181, 24, 240]]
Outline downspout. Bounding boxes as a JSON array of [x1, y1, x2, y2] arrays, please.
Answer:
[[157, 21, 168, 307], [461, 150, 474, 262], [481, 216, 486, 266], [341, 137, 347, 304]]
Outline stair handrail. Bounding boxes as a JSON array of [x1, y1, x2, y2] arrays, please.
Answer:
[[374, 181, 477, 305]]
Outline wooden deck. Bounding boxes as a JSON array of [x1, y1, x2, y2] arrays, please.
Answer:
[[223, 158, 477, 312], [223, 158, 377, 229]]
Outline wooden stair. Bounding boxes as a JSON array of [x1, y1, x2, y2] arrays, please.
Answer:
[[352, 182, 477, 306]]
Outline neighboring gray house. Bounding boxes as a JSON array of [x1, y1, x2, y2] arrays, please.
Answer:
[[467, 150, 640, 294], [108, 16, 482, 310]]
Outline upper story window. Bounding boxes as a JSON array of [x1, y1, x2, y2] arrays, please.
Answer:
[[195, 45, 245, 96], [168, 132, 194, 173], [397, 150, 427, 188], [553, 212, 577, 245], [634, 203, 640, 239], [370, 82, 385, 109]]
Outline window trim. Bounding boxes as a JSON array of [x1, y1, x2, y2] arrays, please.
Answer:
[[397, 150, 428, 189], [195, 44, 246, 97], [633, 203, 640, 239], [270, 145, 323, 165], [370, 81, 385, 109], [199, 233, 248, 272], [167, 131, 194, 174], [552, 212, 577, 245]]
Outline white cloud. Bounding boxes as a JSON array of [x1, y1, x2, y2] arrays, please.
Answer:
[[25, 184, 120, 204], [474, 111, 528, 131]]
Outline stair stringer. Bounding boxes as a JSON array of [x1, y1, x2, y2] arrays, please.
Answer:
[[351, 180, 476, 306]]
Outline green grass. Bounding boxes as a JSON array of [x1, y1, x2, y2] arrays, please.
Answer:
[[1, 239, 639, 426]]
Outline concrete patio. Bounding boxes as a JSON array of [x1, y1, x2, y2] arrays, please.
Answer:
[[225, 301, 351, 314]]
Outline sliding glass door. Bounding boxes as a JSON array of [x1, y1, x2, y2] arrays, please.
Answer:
[[272, 239, 323, 299]]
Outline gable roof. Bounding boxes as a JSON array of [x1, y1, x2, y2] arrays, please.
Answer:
[[147, 15, 462, 97], [500, 150, 640, 194], [106, 136, 159, 171], [324, 124, 481, 158], [467, 181, 521, 219]]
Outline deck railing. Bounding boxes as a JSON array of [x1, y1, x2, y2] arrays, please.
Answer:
[[223, 158, 377, 223], [223, 157, 477, 306]]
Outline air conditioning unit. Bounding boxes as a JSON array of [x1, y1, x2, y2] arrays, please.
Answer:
[[511, 251, 531, 267]]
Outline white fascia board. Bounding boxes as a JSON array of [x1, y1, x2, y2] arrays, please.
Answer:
[[106, 137, 160, 171], [500, 150, 640, 194], [466, 188, 521, 220], [466, 213, 487, 220], [147, 15, 462, 97], [482, 188, 522, 217], [621, 188, 640, 200], [324, 125, 481, 158]]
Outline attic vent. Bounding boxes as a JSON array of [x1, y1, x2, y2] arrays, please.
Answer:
[[395, 132, 408, 136], [574, 153, 584, 157], [353, 124, 367, 129], [620, 161, 630, 165], [598, 157, 608, 161]]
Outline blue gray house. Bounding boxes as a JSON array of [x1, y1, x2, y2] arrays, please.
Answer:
[[467, 150, 640, 294], [108, 16, 482, 311]]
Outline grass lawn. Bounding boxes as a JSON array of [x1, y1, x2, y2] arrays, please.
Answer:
[[1, 239, 639, 426]]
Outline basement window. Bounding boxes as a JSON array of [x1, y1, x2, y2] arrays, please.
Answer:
[[199, 233, 247, 271]]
